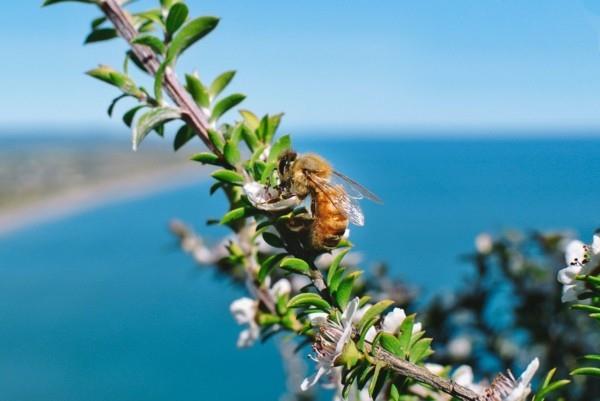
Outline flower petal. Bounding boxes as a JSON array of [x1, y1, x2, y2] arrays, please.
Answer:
[[243, 182, 300, 211], [270, 278, 292, 297], [452, 365, 475, 388], [365, 326, 377, 343], [236, 328, 257, 348], [230, 297, 257, 324], [557, 265, 580, 285], [505, 358, 539, 401], [565, 240, 586, 265], [308, 312, 328, 326], [341, 297, 360, 324], [382, 308, 406, 334], [593, 233, 600, 255], [425, 363, 445, 376], [301, 365, 329, 391]]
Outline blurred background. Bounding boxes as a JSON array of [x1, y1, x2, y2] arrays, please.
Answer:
[[2, 1, 600, 400]]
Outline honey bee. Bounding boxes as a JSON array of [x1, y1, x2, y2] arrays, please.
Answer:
[[277, 150, 382, 252]]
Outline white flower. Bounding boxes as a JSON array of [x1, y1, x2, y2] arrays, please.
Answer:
[[270, 278, 291, 298], [230, 297, 259, 348], [505, 358, 539, 401], [243, 181, 300, 211], [424, 363, 445, 376], [259, 145, 271, 162], [315, 248, 363, 269], [301, 297, 359, 391], [448, 336, 472, 360], [363, 306, 422, 342], [452, 365, 484, 394], [475, 233, 494, 254], [557, 233, 600, 302], [483, 358, 539, 401]]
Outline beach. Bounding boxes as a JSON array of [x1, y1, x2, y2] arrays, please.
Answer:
[[0, 135, 208, 237]]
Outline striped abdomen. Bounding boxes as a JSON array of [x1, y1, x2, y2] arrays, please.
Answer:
[[310, 185, 348, 251]]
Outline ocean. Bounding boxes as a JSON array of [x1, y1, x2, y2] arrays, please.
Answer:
[[1, 137, 599, 400]]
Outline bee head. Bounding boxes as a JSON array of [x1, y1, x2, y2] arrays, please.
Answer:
[[278, 150, 297, 176]]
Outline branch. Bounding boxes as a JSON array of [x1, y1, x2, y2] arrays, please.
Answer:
[[171, 221, 480, 401], [374, 348, 481, 401], [98, 0, 221, 157]]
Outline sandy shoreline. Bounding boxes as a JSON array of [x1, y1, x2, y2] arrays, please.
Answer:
[[0, 165, 207, 238]]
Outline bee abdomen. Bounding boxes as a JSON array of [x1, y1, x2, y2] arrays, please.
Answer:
[[310, 188, 348, 251]]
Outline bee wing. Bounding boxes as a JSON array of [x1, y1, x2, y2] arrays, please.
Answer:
[[307, 174, 365, 227], [331, 170, 383, 204]]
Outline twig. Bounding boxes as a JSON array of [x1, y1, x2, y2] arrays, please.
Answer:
[[98, 0, 221, 157], [375, 348, 481, 401]]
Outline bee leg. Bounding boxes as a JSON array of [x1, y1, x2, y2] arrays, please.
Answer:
[[286, 212, 313, 233]]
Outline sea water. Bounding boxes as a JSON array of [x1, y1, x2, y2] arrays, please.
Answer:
[[1, 137, 599, 400]]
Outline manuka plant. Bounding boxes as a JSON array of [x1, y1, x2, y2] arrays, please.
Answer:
[[42, 1, 592, 400]]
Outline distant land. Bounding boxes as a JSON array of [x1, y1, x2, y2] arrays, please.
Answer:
[[0, 133, 208, 235]]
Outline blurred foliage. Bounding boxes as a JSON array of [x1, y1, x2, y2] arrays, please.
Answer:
[[422, 231, 600, 400]]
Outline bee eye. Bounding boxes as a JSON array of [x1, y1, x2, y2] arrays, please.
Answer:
[[278, 159, 287, 174]]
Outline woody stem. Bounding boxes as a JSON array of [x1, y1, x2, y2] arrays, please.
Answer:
[[98, 0, 222, 157]]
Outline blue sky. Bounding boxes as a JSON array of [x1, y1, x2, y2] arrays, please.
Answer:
[[3, 0, 600, 133]]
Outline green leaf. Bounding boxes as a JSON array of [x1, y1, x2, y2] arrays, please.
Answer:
[[84, 28, 118, 44], [185, 74, 209, 108], [534, 380, 570, 401], [165, 3, 188, 35], [173, 125, 195, 151], [409, 338, 433, 363], [335, 271, 360, 310], [583, 354, 600, 362], [221, 207, 252, 225], [131, 34, 165, 54], [368, 363, 386, 399], [280, 257, 310, 274], [389, 383, 400, 401], [327, 248, 350, 287], [265, 113, 283, 143], [43, 0, 97, 5], [379, 333, 403, 356], [126, 50, 147, 73], [132, 107, 181, 151], [398, 315, 415, 354], [211, 169, 244, 185], [86, 65, 142, 97], [107, 94, 129, 117], [287, 293, 331, 311], [209, 70, 236, 100], [123, 105, 145, 127], [258, 253, 287, 284], [160, 0, 179, 9], [572, 304, 600, 313], [257, 115, 269, 142], [239, 109, 260, 132], [91, 16, 107, 29], [211, 93, 246, 122], [154, 61, 168, 104], [241, 125, 259, 151], [224, 140, 241, 165], [166, 16, 220, 62], [134, 10, 164, 27], [190, 152, 220, 165], [208, 129, 225, 151], [262, 232, 284, 248], [259, 162, 276, 184], [267, 134, 291, 163], [541, 368, 556, 389], [571, 367, 600, 376], [357, 300, 393, 334]]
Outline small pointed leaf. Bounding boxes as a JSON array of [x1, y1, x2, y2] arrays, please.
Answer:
[[132, 107, 181, 151]]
